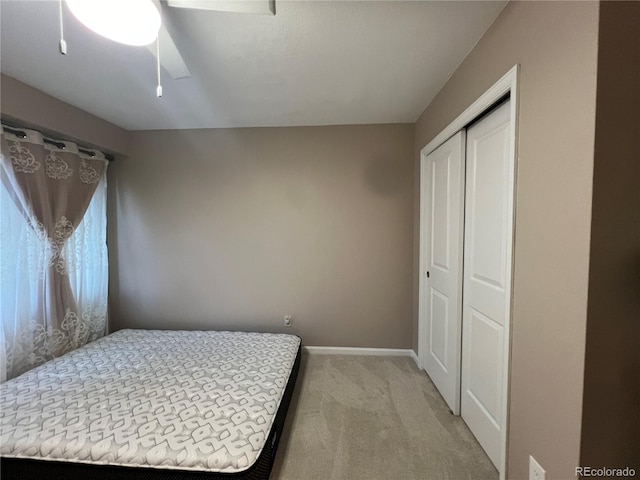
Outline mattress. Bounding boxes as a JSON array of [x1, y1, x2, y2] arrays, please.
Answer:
[[0, 329, 301, 480]]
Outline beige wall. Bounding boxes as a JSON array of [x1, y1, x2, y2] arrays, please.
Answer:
[[108, 124, 415, 348], [581, 1, 640, 471], [0, 74, 128, 155], [413, 2, 599, 479]]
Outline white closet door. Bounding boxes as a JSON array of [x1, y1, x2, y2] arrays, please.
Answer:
[[420, 131, 465, 413], [461, 100, 513, 468]]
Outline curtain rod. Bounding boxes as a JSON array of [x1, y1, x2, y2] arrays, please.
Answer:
[[2, 125, 115, 162]]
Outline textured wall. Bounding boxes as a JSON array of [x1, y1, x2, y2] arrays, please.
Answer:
[[581, 1, 640, 471], [413, 2, 599, 478], [108, 124, 414, 348]]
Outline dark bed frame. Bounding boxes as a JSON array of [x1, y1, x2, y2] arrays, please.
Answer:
[[1, 344, 301, 480]]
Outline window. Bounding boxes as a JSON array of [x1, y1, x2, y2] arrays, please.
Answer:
[[1, 127, 109, 381]]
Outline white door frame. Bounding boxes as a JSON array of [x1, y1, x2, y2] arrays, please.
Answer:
[[418, 64, 518, 479]]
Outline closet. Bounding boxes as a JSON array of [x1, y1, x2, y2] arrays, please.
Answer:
[[419, 98, 514, 471]]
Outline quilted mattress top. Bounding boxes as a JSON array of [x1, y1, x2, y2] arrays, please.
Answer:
[[0, 329, 300, 473]]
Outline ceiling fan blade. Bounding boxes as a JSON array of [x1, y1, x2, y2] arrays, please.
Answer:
[[146, 23, 192, 80], [166, 0, 275, 15], [149, 0, 274, 80]]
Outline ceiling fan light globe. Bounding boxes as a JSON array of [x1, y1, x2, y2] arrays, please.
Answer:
[[66, 0, 161, 47]]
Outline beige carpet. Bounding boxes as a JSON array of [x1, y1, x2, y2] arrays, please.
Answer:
[[271, 353, 498, 480]]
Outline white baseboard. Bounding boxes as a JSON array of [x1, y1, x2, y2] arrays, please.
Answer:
[[304, 346, 420, 368], [410, 349, 420, 368]]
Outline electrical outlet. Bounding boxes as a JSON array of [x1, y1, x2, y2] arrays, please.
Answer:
[[529, 455, 546, 480], [284, 315, 292, 327]]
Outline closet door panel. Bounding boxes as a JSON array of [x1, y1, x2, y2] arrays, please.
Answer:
[[461, 101, 512, 468], [420, 130, 465, 414]]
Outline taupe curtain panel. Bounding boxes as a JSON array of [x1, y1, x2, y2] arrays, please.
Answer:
[[1, 125, 109, 381]]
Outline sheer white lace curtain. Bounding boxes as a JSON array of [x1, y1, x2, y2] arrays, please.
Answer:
[[0, 125, 109, 381]]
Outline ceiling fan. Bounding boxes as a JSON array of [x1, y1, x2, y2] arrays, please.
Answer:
[[152, 1, 276, 80], [63, 0, 276, 90]]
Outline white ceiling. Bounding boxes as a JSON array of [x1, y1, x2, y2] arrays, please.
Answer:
[[0, 1, 506, 131]]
